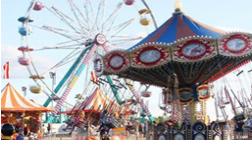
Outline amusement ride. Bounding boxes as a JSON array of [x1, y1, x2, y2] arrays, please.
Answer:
[[15, 0, 252, 140]]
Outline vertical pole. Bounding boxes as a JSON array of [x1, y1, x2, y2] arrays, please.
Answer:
[[50, 71, 56, 140], [145, 119, 149, 140], [124, 104, 127, 140], [22, 86, 26, 138]]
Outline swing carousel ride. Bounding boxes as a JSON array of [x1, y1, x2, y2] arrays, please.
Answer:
[[16, 0, 252, 140], [100, 1, 252, 140]]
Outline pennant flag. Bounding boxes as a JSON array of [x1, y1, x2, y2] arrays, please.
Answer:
[[3, 62, 9, 79]]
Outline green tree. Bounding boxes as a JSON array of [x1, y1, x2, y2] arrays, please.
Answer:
[[154, 116, 166, 123], [75, 94, 85, 104]]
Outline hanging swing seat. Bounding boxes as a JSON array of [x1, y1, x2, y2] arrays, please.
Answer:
[[140, 18, 151, 26], [18, 17, 34, 23], [141, 90, 152, 97], [18, 57, 31, 66], [164, 111, 181, 126], [29, 75, 45, 79], [33, 2, 44, 11], [139, 9, 151, 15], [18, 46, 34, 52], [219, 105, 225, 109], [19, 27, 32, 36], [234, 113, 246, 122], [30, 86, 43, 94], [223, 99, 230, 104], [124, 0, 135, 6]]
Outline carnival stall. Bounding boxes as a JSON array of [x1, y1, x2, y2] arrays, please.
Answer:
[[1, 83, 53, 134], [61, 87, 136, 140]]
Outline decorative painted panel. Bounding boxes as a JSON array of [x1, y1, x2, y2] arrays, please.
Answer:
[[130, 44, 170, 68], [179, 88, 193, 104], [155, 123, 167, 140], [197, 84, 211, 101], [218, 33, 252, 57], [191, 122, 208, 140], [172, 37, 217, 62], [103, 50, 130, 73]]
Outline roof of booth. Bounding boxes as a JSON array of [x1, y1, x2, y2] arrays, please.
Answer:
[[1, 83, 53, 112], [61, 88, 121, 114]]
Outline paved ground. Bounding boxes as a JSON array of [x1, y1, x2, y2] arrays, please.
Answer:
[[42, 136, 145, 140]]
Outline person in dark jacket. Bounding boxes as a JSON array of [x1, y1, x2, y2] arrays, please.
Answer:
[[47, 124, 51, 134], [1, 123, 15, 140], [97, 109, 108, 132], [234, 121, 245, 139]]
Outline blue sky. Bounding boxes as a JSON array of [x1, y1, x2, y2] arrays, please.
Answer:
[[1, 0, 252, 120]]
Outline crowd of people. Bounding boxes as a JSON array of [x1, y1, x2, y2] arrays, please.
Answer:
[[62, 108, 146, 139], [1, 122, 47, 140]]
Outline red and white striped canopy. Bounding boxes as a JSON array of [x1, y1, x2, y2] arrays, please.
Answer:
[[1, 83, 52, 112], [61, 88, 121, 114]]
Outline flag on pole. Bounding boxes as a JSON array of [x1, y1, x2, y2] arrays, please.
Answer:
[[3, 62, 9, 79]]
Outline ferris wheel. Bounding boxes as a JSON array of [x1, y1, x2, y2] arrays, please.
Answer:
[[18, 0, 157, 122]]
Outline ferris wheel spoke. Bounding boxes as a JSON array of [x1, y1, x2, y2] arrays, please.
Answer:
[[101, 0, 124, 33], [103, 6, 124, 35], [97, 0, 106, 32], [109, 36, 144, 43], [37, 45, 84, 51], [106, 15, 143, 38], [50, 7, 83, 34], [83, 0, 92, 35], [92, 0, 105, 33], [66, 0, 89, 34], [42, 25, 86, 37], [34, 39, 85, 51], [54, 55, 81, 69], [31, 24, 84, 43], [87, 0, 96, 25], [45, 2, 85, 35], [41, 57, 79, 76], [55, 38, 86, 46], [25, 0, 37, 17], [40, 49, 83, 75], [66, 0, 90, 31], [30, 18, 87, 37]]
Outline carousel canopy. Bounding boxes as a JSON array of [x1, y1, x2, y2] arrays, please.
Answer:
[[128, 10, 225, 51], [101, 6, 252, 88], [1, 83, 52, 112], [61, 88, 121, 114]]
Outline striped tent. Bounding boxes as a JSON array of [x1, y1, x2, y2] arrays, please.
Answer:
[[61, 88, 122, 114], [1, 83, 52, 112]]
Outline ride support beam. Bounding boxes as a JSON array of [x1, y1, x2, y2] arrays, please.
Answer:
[[124, 79, 155, 122], [51, 44, 98, 116], [106, 76, 123, 105], [43, 45, 92, 107]]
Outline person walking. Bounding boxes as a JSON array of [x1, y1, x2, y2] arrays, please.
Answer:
[[47, 124, 51, 134]]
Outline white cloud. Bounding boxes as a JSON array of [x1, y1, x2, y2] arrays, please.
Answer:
[[1, 45, 56, 79]]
